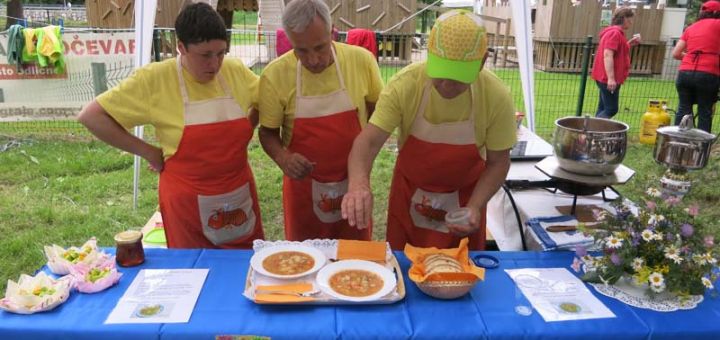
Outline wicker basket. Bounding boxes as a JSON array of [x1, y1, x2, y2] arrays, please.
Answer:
[[416, 280, 476, 300]]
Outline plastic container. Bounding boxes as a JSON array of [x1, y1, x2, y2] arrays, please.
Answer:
[[445, 207, 472, 227], [639, 99, 671, 145], [515, 112, 525, 129], [114, 230, 145, 267]]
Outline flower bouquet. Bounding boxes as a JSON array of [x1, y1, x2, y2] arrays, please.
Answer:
[[573, 188, 719, 302]]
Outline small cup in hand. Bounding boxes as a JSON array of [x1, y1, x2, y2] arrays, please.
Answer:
[[445, 207, 472, 229]]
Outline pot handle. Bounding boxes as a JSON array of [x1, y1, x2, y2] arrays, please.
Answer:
[[592, 136, 625, 142], [679, 114, 695, 131], [668, 141, 699, 151]]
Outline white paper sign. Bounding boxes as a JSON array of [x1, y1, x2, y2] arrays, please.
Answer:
[[506, 268, 616, 322], [105, 269, 209, 324]]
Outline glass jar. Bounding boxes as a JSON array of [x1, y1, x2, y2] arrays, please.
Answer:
[[114, 230, 145, 267]]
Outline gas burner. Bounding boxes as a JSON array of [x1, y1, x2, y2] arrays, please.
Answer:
[[504, 157, 635, 216], [535, 156, 635, 187]]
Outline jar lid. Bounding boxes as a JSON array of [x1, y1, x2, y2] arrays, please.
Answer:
[[657, 115, 716, 142], [114, 230, 142, 244]]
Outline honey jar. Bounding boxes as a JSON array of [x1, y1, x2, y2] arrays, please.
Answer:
[[114, 230, 145, 267]]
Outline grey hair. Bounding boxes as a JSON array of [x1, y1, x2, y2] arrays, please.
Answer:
[[282, 0, 332, 33]]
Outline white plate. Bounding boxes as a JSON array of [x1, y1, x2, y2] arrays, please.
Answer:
[[315, 260, 397, 302], [250, 244, 326, 279]]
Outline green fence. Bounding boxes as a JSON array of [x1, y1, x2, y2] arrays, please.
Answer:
[[1, 29, 715, 140]]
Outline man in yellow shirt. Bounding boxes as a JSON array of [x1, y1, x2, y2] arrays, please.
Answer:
[[258, 0, 383, 241], [342, 10, 517, 250], [77, 3, 264, 248]]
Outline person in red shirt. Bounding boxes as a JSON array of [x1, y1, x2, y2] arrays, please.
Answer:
[[671, 1, 720, 133], [591, 8, 641, 119]]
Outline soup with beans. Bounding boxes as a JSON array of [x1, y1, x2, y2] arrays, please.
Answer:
[[262, 251, 315, 275], [329, 270, 383, 297]]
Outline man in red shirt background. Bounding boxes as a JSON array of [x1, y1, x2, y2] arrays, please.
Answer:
[[591, 7, 641, 119]]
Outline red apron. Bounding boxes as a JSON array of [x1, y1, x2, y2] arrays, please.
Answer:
[[283, 47, 372, 241], [158, 57, 264, 248], [387, 81, 486, 250]]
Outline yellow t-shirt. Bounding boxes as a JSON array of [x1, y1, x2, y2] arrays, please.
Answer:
[[369, 62, 517, 151], [258, 42, 384, 146], [97, 57, 258, 160]]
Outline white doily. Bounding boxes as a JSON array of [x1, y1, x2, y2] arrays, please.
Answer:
[[590, 280, 703, 312]]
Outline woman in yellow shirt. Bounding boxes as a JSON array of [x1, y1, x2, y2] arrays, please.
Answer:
[[78, 3, 264, 248]]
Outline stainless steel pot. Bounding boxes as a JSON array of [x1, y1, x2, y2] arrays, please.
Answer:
[[654, 115, 717, 170], [552, 116, 629, 176]]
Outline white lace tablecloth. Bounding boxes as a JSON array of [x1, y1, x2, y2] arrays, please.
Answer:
[[590, 280, 703, 312]]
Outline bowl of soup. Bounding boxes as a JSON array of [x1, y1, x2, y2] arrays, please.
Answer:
[[250, 245, 326, 279], [316, 260, 396, 302]]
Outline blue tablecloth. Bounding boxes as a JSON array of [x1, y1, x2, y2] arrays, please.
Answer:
[[1, 249, 719, 339]]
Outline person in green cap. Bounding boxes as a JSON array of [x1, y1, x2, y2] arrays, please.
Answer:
[[341, 9, 517, 250]]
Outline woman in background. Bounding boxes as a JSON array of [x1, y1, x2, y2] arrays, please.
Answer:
[[671, 0, 720, 133]]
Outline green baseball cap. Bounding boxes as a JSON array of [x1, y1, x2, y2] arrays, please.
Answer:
[[427, 10, 488, 84]]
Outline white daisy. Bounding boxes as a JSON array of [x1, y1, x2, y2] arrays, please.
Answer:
[[631, 258, 644, 271], [648, 214, 666, 225], [641, 229, 655, 242], [702, 253, 717, 265], [648, 272, 665, 287], [693, 254, 707, 265], [651, 284, 666, 293], [605, 235, 623, 249], [702, 277, 714, 289], [653, 232, 664, 241], [664, 246, 680, 259], [646, 188, 662, 197]]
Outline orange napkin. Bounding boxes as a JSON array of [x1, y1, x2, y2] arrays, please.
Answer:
[[254, 294, 314, 304], [255, 283, 313, 293], [336, 239, 386, 263], [253, 283, 315, 304], [404, 238, 485, 283]]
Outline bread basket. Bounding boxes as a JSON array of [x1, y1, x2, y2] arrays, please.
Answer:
[[404, 239, 484, 300], [416, 279, 476, 299]]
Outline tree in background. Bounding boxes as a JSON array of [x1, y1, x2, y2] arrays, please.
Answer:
[[684, 0, 703, 26], [5, 0, 23, 29]]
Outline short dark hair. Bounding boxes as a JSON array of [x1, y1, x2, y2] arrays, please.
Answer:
[[611, 7, 634, 26], [175, 3, 227, 46], [698, 11, 720, 20]]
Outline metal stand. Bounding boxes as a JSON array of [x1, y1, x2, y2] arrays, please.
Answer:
[[502, 184, 527, 251], [568, 185, 618, 215]]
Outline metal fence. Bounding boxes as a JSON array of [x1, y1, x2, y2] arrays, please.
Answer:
[[1, 28, 714, 139]]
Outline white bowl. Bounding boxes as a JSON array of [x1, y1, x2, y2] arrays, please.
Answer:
[[250, 244, 326, 279], [315, 260, 396, 302]]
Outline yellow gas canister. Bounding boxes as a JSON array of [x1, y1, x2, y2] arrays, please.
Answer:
[[639, 99, 671, 144]]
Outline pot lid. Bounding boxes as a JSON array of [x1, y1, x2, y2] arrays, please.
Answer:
[[657, 115, 716, 142]]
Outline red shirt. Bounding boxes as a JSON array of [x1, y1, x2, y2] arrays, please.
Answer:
[[679, 19, 720, 76], [591, 26, 631, 85]]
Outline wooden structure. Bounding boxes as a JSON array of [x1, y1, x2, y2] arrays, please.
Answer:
[[258, 0, 418, 62], [85, 0, 258, 28], [482, 0, 667, 74], [327, 0, 417, 61]]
